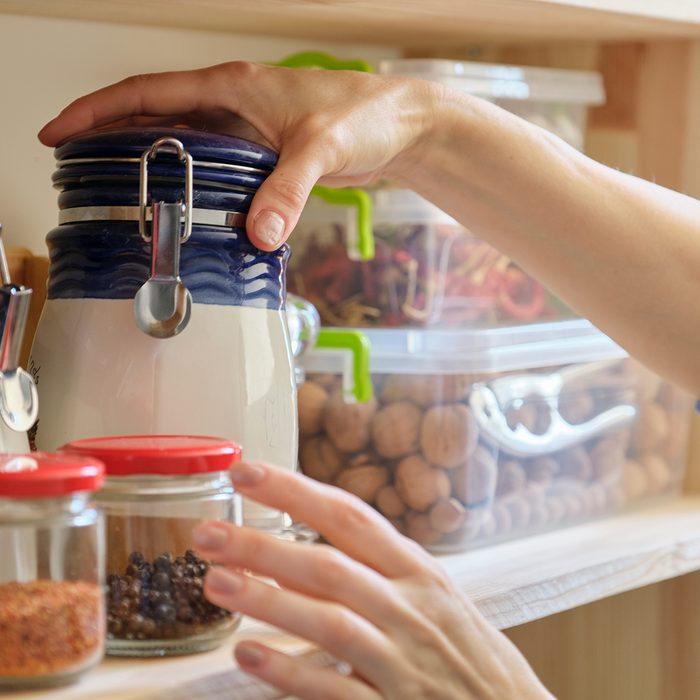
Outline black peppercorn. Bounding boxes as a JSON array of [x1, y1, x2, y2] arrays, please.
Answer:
[[106, 550, 232, 641]]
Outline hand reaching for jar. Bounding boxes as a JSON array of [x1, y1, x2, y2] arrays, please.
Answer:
[[192, 461, 553, 700], [37, 62, 436, 252]]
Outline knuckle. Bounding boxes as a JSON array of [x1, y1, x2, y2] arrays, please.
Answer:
[[320, 606, 361, 649], [222, 60, 259, 83], [296, 117, 346, 160], [310, 545, 350, 591], [328, 486, 380, 530], [268, 173, 309, 211]]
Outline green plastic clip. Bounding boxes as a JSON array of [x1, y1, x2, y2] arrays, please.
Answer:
[[275, 51, 374, 74], [315, 329, 373, 403], [311, 186, 374, 261]]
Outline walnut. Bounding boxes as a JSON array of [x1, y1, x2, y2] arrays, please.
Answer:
[[546, 498, 567, 524], [622, 459, 648, 501], [501, 494, 531, 530], [335, 465, 388, 504], [310, 373, 343, 391], [505, 403, 551, 435], [631, 403, 669, 453], [495, 459, 527, 497], [323, 392, 377, 453], [420, 404, 477, 468], [433, 509, 484, 546], [559, 391, 596, 424], [491, 502, 513, 535], [638, 453, 671, 494], [299, 436, 343, 483], [661, 416, 689, 464], [375, 485, 406, 518], [526, 456, 559, 486], [450, 446, 497, 506], [297, 381, 328, 437], [590, 437, 626, 482], [559, 446, 593, 481], [381, 374, 473, 407], [371, 401, 423, 459], [404, 512, 442, 547], [586, 483, 609, 512], [395, 455, 451, 512], [428, 498, 467, 534], [528, 502, 550, 530]]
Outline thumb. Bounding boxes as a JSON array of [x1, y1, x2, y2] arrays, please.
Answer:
[[247, 149, 322, 251]]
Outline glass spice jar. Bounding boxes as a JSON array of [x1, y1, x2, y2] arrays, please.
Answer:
[[60, 435, 242, 657], [0, 453, 105, 689]]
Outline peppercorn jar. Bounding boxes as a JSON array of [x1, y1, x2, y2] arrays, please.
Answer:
[[0, 453, 105, 689], [60, 435, 242, 657]]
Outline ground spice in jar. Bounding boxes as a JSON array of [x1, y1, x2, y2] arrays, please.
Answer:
[[0, 580, 103, 678], [106, 550, 231, 640]]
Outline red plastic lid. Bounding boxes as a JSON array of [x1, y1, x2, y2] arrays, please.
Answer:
[[0, 453, 105, 498], [59, 435, 242, 476]]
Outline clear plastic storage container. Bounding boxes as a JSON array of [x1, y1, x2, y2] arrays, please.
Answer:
[[298, 321, 691, 552], [60, 435, 242, 657], [289, 189, 571, 328], [378, 58, 605, 150], [0, 453, 105, 689], [288, 59, 604, 330]]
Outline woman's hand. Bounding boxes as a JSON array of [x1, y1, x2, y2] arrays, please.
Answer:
[[192, 461, 552, 700], [38, 62, 440, 251]]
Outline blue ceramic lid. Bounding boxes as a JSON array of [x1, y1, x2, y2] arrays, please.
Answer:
[[54, 127, 278, 171], [51, 161, 268, 191]]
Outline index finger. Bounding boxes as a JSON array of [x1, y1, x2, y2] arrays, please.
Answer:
[[231, 461, 434, 578], [37, 64, 243, 146]]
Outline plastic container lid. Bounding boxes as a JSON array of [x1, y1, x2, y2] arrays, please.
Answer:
[[0, 453, 105, 498], [60, 435, 242, 476], [378, 59, 605, 105], [301, 319, 627, 376]]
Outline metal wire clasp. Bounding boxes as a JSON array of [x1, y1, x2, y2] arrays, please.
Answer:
[[138, 137, 193, 243]]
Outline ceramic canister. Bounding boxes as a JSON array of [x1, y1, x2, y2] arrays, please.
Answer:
[[30, 127, 296, 531]]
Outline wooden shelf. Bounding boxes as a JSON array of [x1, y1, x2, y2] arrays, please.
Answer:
[[2, 0, 700, 46], [10, 496, 700, 699], [441, 495, 700, 629]]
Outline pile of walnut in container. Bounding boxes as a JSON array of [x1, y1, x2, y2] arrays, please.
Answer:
[[298, 322, 691, 552]]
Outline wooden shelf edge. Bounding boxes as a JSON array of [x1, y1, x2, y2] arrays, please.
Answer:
[[2, 0, 700, 46], [440, 495, 700, 630]]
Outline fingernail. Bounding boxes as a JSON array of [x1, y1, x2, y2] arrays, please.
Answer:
[[235, 643, 266, 668], [192, 522, 229, 550], [207, 567, 245, 595], [254, 210, 286, 248], [230, 462, 266, 487]]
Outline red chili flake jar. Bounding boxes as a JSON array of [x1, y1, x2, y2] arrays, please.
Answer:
[[60, 435, 242, 657], [0, 453, 106, 689]]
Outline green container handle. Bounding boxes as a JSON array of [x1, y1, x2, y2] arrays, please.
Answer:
[[275, 50, 373, 74], [275, 51, 375, 261], [311, 186, 374, 261], [315, 329, 373, 403]]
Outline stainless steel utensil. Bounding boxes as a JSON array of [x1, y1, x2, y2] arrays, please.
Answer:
[[0, 225, 38, 432], [134, 201, 192, 338]]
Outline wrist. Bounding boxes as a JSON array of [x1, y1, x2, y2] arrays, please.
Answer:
[[384, 81, 484, 196]]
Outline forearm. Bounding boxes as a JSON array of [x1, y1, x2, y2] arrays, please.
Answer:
[[392, 87, 700, 394]]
